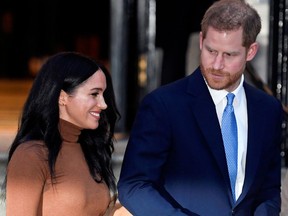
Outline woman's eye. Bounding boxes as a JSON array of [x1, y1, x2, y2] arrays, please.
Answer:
[[91, 92, 99, 97]]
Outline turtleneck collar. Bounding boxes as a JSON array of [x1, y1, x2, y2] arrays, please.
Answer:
[[59, 119, 82, 143]]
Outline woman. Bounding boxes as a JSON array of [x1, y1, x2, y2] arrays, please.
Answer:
[[4, 52, 131, 215]]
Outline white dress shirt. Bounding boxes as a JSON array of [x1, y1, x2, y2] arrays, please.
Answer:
[[206, 75, 248, 200]]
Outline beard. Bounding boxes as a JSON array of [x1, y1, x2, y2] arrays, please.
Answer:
[[200, 64, 243, 91]]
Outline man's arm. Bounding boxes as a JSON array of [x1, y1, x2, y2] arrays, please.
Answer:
[[117, 93, 198, 216]]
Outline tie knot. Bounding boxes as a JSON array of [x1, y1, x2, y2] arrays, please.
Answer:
[[226, 93, 235, 106]]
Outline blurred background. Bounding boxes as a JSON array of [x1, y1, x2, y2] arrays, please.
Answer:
[[0, 0, 288, 213]]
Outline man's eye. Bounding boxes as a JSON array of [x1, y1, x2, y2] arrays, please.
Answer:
[[207, 49, 216, 55]]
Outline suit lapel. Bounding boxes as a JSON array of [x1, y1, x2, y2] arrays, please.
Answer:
[[186, 70, 268, 204], [186, 71, 269, 204], [186, 69, 231, 188], [237, 83, 263, 203]]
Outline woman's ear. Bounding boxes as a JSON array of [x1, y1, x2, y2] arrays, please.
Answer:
[[59, 90, 68, 106], [246, 42, 259, 61]]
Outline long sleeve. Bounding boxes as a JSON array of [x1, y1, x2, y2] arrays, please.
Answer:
[[6, 141, 48, 216], [118, 92, 199, 216]]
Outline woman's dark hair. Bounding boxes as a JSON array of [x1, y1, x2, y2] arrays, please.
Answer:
[[6, 52, 120, 193]]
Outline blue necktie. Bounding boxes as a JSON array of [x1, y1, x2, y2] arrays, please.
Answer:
[[221, 93, 238, 202]]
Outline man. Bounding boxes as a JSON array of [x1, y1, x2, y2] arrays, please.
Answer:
[[118, 0, 283, 215]]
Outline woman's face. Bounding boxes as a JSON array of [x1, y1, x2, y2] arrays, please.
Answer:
[[59, 70, 107, 129]]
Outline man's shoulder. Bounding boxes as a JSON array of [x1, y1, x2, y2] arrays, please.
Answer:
[[244, 82, 282, 110]]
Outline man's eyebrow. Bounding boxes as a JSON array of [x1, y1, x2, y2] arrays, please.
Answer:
[[204, 44, 240, 55], [225, 51, 240, 55]]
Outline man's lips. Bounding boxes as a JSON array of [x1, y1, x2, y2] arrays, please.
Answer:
[[210, 72, 225, 80]]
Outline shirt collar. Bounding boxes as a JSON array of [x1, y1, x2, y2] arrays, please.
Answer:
[[206, 75, 244, 106]]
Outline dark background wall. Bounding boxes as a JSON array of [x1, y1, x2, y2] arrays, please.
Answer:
[[0, 0, 110, 78]]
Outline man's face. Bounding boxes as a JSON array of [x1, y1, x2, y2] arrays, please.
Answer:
[[199, 27, 258, 92]]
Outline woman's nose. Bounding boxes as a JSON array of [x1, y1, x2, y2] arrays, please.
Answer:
[[98, 96, 108, 110]]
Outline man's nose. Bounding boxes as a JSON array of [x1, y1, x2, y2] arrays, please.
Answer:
[[212, 55, 224, 70]]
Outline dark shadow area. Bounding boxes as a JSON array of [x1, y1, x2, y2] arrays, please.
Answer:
[[156, 0, 216, 85], [0, 1, 110, 78]]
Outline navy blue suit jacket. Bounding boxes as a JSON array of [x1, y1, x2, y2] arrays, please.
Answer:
[[118, 68, 283, 216]]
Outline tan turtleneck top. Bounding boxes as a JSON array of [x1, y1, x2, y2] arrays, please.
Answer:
[[6, 119, 131, 216]]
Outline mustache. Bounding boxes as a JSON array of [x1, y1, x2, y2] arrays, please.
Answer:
[[206, 68, 229, 75], [200, 64, 229, 76]]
